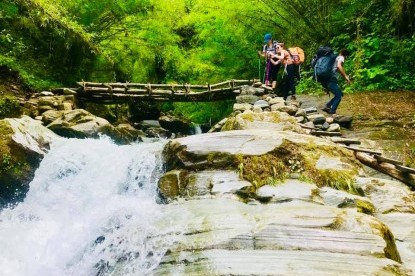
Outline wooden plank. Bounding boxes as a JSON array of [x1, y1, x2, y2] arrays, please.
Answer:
[[355, 152, 415, 188], [373, 155, 403, 165], [77, 81, 255, 90], [330, 137, 361, 145], [395, 165, 415, 174], [310, 131, 342, 137], [343, 146, 382, 155], [210, 80, 231, 88]]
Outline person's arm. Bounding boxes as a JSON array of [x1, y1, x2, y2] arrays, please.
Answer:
[[337, 57, 351, 83], [258, 45, 267, 58], [274, 50, 284, 63], [270, 58, 280, 65], [269, 52, 281, 65]]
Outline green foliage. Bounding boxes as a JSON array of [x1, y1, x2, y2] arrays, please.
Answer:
[[0, 154, 13, 173], [167, 101, 233, 125], [336, 34, 415, 91], [0, 0, 115, 89], [0, 97, 21, 119], [0, 55, 62, 90], [1, 0, 415, 124]]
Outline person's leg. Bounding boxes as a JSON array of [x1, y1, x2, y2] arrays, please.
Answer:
[[265, 60, 271, 86], [326, 80, 343, 113], [270, 63, 279, 90], [320, 80, 333, 112], [281, 75, 289, 100], [287, 64, 296, 96]]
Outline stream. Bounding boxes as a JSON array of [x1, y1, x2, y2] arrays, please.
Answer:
[[0, 137, 184, 276]]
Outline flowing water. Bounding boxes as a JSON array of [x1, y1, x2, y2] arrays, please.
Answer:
[[0, 137, 183, 276]]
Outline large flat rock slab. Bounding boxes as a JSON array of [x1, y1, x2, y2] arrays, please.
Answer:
[[154, 198, 409, 275], [155, 249, 408, 276], [166, 129, 324, 157]]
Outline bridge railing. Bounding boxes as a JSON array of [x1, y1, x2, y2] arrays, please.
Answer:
[[75, 79, 260, 102]]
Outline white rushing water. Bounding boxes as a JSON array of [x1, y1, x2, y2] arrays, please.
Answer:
[[0, 137, 182, 276]]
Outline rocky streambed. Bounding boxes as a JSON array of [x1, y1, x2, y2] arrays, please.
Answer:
[[153, 90, 415, 275], [1, 85, 414, 275]]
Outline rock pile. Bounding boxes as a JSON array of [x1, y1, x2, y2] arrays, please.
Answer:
[[209, 85, 353, 133]]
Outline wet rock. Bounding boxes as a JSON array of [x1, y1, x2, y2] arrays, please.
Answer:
[[41, 110, 64, 125], [236, 95, 259, 104], [158, 113, 193, 135], [334, 115, 353, 129], [253, 100, 270, 109], [233, 103, 252, 112], [0, 116, 59, 205], [47, 109, 111, 138], [307, 114, 326, 125], [327, 123, 341, 132]]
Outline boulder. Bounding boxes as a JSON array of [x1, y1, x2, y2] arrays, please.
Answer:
[[154, 199, 407, 275], [233, 103, 252, 112], [162, 129, 363, 193], [41, 110, 64, 125], [236, 95, 259, 104], [335, 115, 353, 129], [45, 109, 142, 143], [221, 111, 302, 133], [0, 116, 59, 205], [47, 109, 111, 139], [158, 114, 194, 135], [308, 114, 326, 125]]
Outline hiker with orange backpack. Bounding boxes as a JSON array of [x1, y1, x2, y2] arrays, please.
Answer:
[[258, 33, 280, 91]]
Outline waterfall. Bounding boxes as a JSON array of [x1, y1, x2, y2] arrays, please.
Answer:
[[0, 137, 183, 276], [193, 124, 202, 135]]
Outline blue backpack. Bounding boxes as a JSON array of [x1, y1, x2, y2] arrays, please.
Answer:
[[312, 46, 338, 82]]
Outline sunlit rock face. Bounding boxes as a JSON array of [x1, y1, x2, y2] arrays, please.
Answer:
[[46, 109, 144, 144], [0, 116, 59, 205], [157, 111, 414, 274]]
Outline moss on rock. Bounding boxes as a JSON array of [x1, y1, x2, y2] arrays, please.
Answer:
[[235, 139, 362, 194], [0, 121, 39, 205]]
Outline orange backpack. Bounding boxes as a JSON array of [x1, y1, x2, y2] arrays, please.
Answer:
[[288, 47, 305, 65]]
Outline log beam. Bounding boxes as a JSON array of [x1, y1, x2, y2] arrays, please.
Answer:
[[355, 152, 415, 189]]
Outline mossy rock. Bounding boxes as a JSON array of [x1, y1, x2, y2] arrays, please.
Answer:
[[0, 120, 41, 205], [221, 111, 302, 133], [163, 129, 362, 194]]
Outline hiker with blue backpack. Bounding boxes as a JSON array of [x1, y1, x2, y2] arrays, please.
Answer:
[[312, 47, 351, 116], [258, 33, 280, 91]]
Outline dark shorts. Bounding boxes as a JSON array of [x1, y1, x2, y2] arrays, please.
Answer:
[[268, 62, 281, 82]]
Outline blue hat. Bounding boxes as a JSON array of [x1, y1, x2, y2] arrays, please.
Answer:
[[264, 33, 272, 43]]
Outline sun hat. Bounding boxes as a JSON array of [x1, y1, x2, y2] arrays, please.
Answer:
[[264, 33, 272, 43]]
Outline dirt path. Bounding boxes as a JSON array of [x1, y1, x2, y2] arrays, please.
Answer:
[[298, 91, 415, 165]]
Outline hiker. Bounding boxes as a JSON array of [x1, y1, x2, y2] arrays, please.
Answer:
[[258, 33, 280, 90], [274, 43, 296, 100], [320, 49, 351, 116]]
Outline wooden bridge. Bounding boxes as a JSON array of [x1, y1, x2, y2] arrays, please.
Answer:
[[69, 79, 260, 103]]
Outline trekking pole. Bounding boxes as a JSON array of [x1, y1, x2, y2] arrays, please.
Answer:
[[258, 58, 261, 81]]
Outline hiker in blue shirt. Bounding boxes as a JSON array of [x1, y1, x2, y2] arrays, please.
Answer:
[[258, 33, 280, 91]]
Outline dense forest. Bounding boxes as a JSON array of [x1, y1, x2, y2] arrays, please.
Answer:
[[0, 0, 414, 122]]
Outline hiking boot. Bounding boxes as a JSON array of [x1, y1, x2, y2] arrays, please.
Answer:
[[322, 106, 331, 114]]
